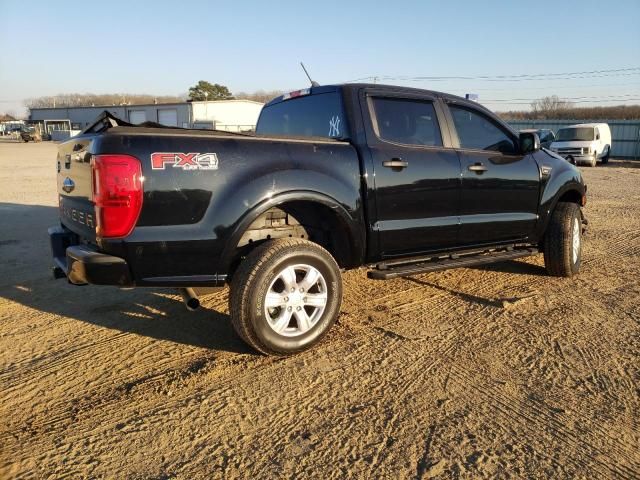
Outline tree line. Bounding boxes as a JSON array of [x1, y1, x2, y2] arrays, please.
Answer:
[[186, 80, 282, 103], [497, 95, 640, 120], [23, 81, 283, 111], [25, 93, 186, 109], [16, 87, 640, 120]]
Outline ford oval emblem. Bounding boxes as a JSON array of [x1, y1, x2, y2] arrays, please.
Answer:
[[62, 177, 75, 193]]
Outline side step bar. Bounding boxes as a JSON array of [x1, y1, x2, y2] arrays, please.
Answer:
[[368, 247, 539, 280]]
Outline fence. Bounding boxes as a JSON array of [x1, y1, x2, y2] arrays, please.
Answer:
[[506, 120, 640, 159], [214, 124, 255, 133]]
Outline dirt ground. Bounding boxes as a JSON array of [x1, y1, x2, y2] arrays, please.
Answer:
[[0, 140, 638, 479]]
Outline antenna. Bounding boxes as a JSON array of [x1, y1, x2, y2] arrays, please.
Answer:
[[300, 62, 320, 87]]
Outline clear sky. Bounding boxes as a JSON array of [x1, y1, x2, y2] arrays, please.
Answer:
[[1, 0, 639, 117]]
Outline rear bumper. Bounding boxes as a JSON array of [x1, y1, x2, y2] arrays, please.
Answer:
[[48, 225, 134, 286]]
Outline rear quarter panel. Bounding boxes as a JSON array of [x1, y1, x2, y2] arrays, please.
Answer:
[[94, 132, 363, 285]]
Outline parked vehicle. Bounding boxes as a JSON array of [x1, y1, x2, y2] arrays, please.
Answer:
[[49, 84, 588, 355], [19, 126, 41, 143], [550, 123, 612, 166], [521, 128, 555, 149]]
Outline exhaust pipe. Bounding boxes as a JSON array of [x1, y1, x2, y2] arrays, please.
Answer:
[[180, 288, 200, 311]]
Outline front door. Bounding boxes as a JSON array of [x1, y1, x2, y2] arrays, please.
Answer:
[[446, 102, 540, 245], [364, 94, 462, 257]]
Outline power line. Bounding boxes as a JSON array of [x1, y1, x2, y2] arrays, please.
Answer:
[[454, 82, 640, 92], [482, 98, 640, 106], [388, 72, 640, 83], [345, 67, 640, 83], [484, 94, 640, 102]]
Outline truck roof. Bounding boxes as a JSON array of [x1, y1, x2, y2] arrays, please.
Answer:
[[265, 83, 473, 108]]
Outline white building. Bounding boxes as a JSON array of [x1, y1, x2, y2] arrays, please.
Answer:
[[189, 100, 264, 131], [29, 99, 264, 134]]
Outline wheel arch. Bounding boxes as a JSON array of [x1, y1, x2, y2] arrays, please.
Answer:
[[536, 180, 585, 242], [220, 190, 365, 276]]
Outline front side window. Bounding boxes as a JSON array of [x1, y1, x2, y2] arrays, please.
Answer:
[[449, 105, 517, 154], [538, 130, 553, 143], [371, 97, 443, 147]]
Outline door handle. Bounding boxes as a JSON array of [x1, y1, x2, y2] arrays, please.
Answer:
[[383, 158, 408, 169], [468, 163, 488, 173]]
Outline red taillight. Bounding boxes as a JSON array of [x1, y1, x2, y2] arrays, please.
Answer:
[[91, 154, 143, 238]]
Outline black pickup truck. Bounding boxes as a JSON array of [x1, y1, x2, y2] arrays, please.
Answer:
[[49, 84, 587, 355]]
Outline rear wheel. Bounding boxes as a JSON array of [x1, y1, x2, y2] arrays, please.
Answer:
[[229, 238, 342, 355], [543, 202, 582, 277], [601, 145, 610, 164]]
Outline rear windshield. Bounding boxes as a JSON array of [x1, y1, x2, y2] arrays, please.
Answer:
[[556, 127, 594, 141], [256, 92, 349, 139]]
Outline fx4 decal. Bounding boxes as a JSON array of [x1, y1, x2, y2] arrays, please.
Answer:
[[151, 152, 219, 170]]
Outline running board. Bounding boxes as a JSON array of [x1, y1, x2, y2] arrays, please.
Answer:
[[368, 247, 539, 280]]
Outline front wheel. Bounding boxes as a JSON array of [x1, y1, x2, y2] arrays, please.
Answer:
[[543, 202, 582, 277], [229, 238, 342, 355]]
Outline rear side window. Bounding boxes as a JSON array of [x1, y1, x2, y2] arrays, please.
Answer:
[[450, 105, 517, 154], [371, 97, 442, 147], [256, 92, 348, 139]]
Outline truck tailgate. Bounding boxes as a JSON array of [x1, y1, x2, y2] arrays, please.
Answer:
[[56, 137, 97, 241]]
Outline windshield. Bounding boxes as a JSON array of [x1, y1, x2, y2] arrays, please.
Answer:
[[556, 127, 594, 141]]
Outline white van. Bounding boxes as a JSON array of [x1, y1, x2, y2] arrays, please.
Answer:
[[549, 123, 612, 167]]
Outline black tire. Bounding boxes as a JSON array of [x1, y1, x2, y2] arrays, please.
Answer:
[[601, 146, 610, 164], [543, 202, 582, 277], [229, 238, 342, 355]]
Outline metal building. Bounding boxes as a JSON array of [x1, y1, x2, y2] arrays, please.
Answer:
[[29, 99, 264, 137]]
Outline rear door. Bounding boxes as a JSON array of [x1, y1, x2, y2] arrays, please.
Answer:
[[444, 101, 540, 245], [362, 90, 462, 257]]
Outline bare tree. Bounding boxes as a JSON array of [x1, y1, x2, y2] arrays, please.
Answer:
[[530, 95, 574, 119], [0, 113, 17, 122], [234, 90, 283, 103]]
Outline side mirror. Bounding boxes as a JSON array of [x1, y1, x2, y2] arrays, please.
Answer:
[[519, 132, 540, 154], [596, 134, 600, 140]]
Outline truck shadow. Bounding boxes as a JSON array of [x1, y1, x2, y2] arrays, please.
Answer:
[[471, 259, 547, 276], [404, 258, 546, 309], [405, 277, 508, 309], [0, 202, 251, 355]]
